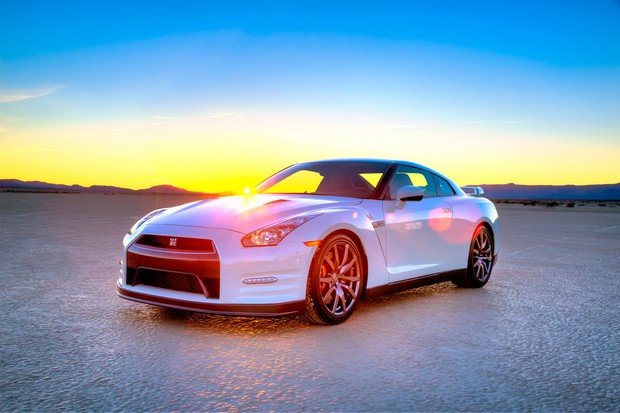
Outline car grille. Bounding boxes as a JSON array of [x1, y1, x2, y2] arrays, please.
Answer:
[[135, 235, 215, 253], [126, 236, 220, 298]]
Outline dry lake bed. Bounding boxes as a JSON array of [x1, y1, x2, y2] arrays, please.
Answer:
[[0, 193, 618, 412]]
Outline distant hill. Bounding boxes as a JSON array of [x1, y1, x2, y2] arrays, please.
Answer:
[[137, 185, 198, 195], [478, 183, 620, 201], [0, 179, 209, 195], [1, 179, 619, 200]]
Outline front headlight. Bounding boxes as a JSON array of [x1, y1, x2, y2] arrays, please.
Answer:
[[241, 213, 322, 247], [128, 208, 168, 235]]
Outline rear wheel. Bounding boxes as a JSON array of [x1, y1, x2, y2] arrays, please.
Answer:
[[453, 225, 494, 288], [304, 234, 364, 325]]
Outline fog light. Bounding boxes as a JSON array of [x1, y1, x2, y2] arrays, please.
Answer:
[[242, 277, 278, 285]]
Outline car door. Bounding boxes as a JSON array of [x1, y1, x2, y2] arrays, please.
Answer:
[[382, 166, 455, 283]]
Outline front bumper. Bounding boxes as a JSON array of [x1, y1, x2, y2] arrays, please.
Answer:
[[117, 224, 313, 317], [116, 283, 305, 316]]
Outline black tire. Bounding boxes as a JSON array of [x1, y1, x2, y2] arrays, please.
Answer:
[[303, 234, 365, 325], [453, 225, 494, 288]]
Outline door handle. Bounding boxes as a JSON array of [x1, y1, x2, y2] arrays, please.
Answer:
[[442, 207, 452, 213]]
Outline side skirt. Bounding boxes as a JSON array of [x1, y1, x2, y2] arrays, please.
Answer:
[[363, 269, 466, 300]]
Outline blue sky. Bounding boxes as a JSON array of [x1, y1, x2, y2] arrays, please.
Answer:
[[1, 0, 619, 189], [2, 1, 619, 65]]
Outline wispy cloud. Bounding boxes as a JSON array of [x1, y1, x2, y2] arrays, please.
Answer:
[[205, 113, 235, 119], [64, 119, 178, 139], [0, 142, 53, 157], [152, 116, 179, 121], [0, 85, 62, 103], [347, 123, 418, 131], [203, 112, 244, 125]]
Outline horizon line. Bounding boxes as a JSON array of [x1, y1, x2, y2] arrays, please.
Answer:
[[1, 177, 619, 193]]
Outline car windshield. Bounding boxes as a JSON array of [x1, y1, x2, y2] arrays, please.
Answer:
[[255, 161, 391, 198]]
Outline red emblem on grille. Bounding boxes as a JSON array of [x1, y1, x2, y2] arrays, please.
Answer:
[[169, 238, 177, 247]]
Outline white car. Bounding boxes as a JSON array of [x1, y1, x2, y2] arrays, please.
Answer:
[[117, 159, 500, 324]]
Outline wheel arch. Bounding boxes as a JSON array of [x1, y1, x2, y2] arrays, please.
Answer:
[[322, 228, 370, 300], [479, 220, 495, 242], [476, 215, 500, 258]]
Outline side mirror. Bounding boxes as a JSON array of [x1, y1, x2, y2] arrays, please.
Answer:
[[396, 185, 424, 207]]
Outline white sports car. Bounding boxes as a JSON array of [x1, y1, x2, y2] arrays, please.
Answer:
[[117, 159, 499, 324]]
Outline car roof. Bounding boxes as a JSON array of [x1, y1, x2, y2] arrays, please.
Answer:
[[299, 158, 439, 175]]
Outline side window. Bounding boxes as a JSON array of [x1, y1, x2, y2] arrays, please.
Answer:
[[434, 175, 456, 197], [386, 166, 438, 200]]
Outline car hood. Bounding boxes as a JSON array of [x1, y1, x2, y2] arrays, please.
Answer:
[[148, 194, 362, 233]]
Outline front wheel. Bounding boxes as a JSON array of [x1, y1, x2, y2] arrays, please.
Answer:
[[453, 225, 494, 288], [303, 234, 365, 325]]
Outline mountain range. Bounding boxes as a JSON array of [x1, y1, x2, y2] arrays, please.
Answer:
[[0, 179, 207, 195], [475, 183, 620, 201], [1, 179, 619, 200]]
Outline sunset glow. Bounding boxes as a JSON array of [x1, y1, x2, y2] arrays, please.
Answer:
[[1, 1, 619, 192]]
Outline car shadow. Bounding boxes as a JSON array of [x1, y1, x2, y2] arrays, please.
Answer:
[[117, 303, 310, 336], [117, 281, 474, 334]]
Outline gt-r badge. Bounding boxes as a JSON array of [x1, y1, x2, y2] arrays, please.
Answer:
[[169, 237, 177, 247]]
